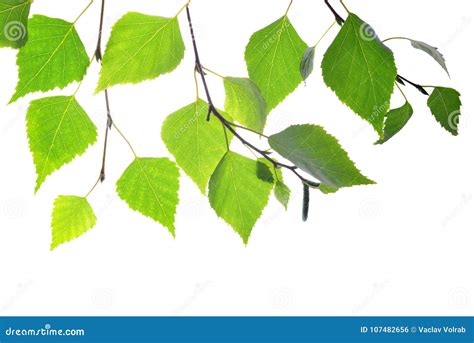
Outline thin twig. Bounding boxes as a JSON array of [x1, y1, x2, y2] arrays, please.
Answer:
[[84, 0, 110, 197], [94, 0, 105, 61], [185, 5, 319, 187], [225, 121, 269, 139], [95, 0, 113, 182]]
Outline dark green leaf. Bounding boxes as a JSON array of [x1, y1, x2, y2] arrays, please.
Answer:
[[269, 124, 374, 190], [321, 13, 397, 136], [376, 102, 413, 144], [427, 87, 462, 136]]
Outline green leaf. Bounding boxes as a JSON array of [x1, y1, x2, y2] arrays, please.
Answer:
[[410, 39, 449, 76], [0, 0, 31, 48], [275, 179, 291, 210], [10, 15, 89, 103], [271, 165, 291, 210], [224, 77, 267, 132], [116, 157, 180, 236], [269, 124, 374, 190], [321, 13, 397, 136], [51, 196, 97, 250], [208, 152, 274, 244], [300, 46, 315, 82], [259, 158, 291, 210], [161, 99, 231, 194], [27, 96, 98, 192], [319, 184, 338, 194], [376, 102, 413, 144], [96, 12, 185, 92], [427, 87, 462, 136], [245, 16, 307, 112]]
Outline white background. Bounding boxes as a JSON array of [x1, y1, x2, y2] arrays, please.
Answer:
[[0, 0, 473, 316]]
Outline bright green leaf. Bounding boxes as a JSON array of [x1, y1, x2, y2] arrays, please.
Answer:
[[116, 157, 180, 236], [10, 15, 89, 103], [271, 165, 291, 210], [208, 152, 274, 244], [245, 16, 307, 112], [376, 102, 413, 144], [96, 12, 185, 92], [427, 87, 462, 136], [51, 196, 97, 250], [161, 99, 231, 194], [27, 96, 98, 192], [321, 13, 397, 136], [0, 0, 31, 48], [319, 184, 338, 194], [224, 77, 267, 132], [269, 124, 374, 190], [275, 179, 291, 210], [259, 158, 291, 210]]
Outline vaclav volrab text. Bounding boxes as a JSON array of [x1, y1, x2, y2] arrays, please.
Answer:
[[418, 326, 466, 334]]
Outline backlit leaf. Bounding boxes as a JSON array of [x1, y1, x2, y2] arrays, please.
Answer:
[[161, 99, 231, 194], [224, 77, 267, 132], [260, 158, 291, 210], [51, 196, 96, 250], [116, 157, 180, 236], [97, 12, 185, 92], [208, 152, 274, 244], [245, 16, 307, 112], [10, 15, 89, 103], [27, 96, 98, 192]]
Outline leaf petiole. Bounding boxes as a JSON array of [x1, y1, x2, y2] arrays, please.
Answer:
[[175, 0, 192, 17], [285, 0, 294, 16], [312, 21, 336, 48], [73, 0, 95, 25], [112, 122, 138, 158], [382, 36, 411, 43], [201, 66, 224, 79]]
